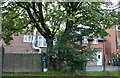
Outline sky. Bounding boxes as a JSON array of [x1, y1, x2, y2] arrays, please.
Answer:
[[110, 0, 119, 4], [101, 0, 119, 10]]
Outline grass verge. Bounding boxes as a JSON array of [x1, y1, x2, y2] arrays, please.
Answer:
[[2, 70, 120, 78]]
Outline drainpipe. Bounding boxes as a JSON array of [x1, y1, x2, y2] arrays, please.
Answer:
[[103, 40, 106, 71], [32, 28, 41, 54], [115, 25, 118, 52], [32, 28, 48, 72]]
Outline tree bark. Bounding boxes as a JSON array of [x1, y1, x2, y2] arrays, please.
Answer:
[[46, 38, 53, 70]]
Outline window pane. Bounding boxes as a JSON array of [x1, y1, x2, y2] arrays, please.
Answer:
[[28, 36, 32, 42], [24, 35, 28, 42], [93, 39, 98, 44], [43, 38, 47, 46], [83, 39, 88, 44], [98, 55, 100, 59], [82, 36, 88, 44], [38, 37, 42, 47], [23, 35, 32, 42]]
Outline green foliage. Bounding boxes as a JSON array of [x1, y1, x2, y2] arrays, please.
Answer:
[[2, 3, 31, 45], [1, 2, 119, 71], [51, 31, 97, 71], [2, 2, 118, 45]]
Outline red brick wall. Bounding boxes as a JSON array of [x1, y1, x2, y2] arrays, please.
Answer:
[[105, 27, 117, 54], [90, 42, 103, 49], [3, 35, 32, 54], [1, 27, 117, 56], [2, 32, 46, 54]]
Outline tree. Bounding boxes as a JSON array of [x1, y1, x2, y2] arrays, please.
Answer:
[[51, 30, 97, 71], [2, 2, 118, 69]]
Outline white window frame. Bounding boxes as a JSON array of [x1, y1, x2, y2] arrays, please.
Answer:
[[82, 36, 88, 44], [93, 38, 98, 44], [23, 35, 32, 42], [82, 38, 88, 44], [53, 39, 57, 45], [38, 36, 47, 47], [116, 25, 120, 31], [117, 38, 120, 46]]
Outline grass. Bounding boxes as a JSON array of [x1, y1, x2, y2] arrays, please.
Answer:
[[2, 70, 120, 77]]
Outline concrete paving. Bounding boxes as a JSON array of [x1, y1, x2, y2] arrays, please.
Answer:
[[86, 66, 120, 71]]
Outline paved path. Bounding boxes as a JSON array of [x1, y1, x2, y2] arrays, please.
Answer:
[[86, 66, 120, 71]]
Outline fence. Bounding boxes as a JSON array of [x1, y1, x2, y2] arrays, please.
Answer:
[[3, 53, 42, 72], [0, 46, 2, 78]]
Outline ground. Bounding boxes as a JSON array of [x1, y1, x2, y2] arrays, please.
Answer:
[[86, 66, 119, 71], [2, 66, 120, 78]]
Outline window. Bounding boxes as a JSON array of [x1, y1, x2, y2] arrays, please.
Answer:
[[98, 55, 100, 59], [116, 25, 120, 31], [93, 38, 98, 44], [82, 36, 88, 44], [43, 38, 47, 46], [53, 39, 57, 45], [117, 38, 120, 46], [75, 30, 81, 34], [38, 36, 43, 47], [38, 36, 47, 47], [82, 38, 88, 44], [23, 35, 32, 42]]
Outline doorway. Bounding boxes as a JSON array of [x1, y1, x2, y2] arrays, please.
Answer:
[[97, 52, 102, 65]]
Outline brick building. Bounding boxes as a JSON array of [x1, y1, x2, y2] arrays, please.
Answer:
[[1, 26, 119, 66], [1, 32, 47, 54]]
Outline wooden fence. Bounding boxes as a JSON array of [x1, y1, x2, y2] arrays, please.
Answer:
[[3, 53, 42, 72], [0, 46, 2, 77]]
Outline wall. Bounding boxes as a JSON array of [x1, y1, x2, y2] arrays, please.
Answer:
[[2, 32, 47, 54], [105, 27, 117, 54], [4, 35, 32, 54], [87, 42, 104, 66]]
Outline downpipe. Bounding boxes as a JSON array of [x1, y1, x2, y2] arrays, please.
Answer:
[[32, 28, 41, 54], [32, 28, 47, 72]]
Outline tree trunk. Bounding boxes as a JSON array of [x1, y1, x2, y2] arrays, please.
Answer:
[[46, 38, 53, 70]]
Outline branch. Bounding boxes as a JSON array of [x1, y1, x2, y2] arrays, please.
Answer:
[[25, 5, 46, 37], [37, 2, 52, 38], [52, 20, 62, 37], [16, 2, 27, 10], [75, 2, 82, 10], [52, 27, 60, 37], [32, 2, 39, 18]]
